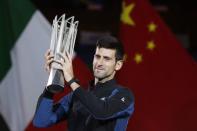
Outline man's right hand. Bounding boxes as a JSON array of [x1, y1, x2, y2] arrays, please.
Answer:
[[44, 49, 54, 74]]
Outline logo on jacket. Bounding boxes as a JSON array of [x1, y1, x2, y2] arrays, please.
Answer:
[[121, 97, 125, 102]]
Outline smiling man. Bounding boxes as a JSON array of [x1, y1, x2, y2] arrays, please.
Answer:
[[33, 35, 135, 131]]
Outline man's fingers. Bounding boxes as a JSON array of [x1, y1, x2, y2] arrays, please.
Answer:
[[46, 53, 54, 59], [46, 55, 54, 62], [45, 58, 53, 72], [45, 49, 51, 58], [47, 58, 54, 66], [53, 59, 64, 66], [57, 53, 65, 63], [45, 49, 54, 60], [65, 52, 72, 62], [51, 60, 64, 71], [57, 52, 71, 63]]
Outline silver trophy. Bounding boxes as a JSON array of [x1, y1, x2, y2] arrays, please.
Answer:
[[46, 14, 79, 93]]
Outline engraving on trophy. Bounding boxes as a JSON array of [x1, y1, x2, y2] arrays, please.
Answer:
[[46, 14, 79, 93]]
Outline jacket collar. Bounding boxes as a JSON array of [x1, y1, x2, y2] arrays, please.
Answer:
[[89, 79, 117, 89]]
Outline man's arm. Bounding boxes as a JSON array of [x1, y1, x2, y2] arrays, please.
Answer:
[[33, 89, 73, 127], [33, 50, 73, 127], [50, 51, 134, 120], [72, 86, 134, 120]]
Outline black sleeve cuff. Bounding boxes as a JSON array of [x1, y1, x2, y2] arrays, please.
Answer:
[[73, 87, 83, 97], [42, 88, 54, 99]]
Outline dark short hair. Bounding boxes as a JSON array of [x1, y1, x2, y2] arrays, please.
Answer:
[[96, 36, 125, 61]]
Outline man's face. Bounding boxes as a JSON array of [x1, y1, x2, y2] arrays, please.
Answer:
[[93, 47, 120, 80]]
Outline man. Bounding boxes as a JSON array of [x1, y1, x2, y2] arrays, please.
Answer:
[[33, 36, 135, 131]]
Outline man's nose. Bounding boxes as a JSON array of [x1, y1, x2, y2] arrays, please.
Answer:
[[97, 58, 104, 65]]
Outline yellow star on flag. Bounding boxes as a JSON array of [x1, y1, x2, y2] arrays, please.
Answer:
[[147, 40, 156, 50], [134, 53, 143, 64], [148, 22, 157, 32], [121, 2, 135, 26]]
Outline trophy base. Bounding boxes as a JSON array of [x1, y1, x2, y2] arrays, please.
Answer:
[[46, 84, 64, 94]]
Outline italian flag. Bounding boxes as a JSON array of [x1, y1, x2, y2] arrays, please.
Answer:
[[0, 0, 92, 131]]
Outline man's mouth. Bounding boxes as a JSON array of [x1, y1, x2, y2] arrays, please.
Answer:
[[95, 68, 104, 71]]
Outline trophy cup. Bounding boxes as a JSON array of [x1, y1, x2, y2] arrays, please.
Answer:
[[46, 14, 79, 93]]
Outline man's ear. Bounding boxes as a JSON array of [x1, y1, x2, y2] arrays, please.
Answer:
[[115, 60, 123, 71]]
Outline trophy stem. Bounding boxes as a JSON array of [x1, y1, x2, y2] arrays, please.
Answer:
[[46, 68, 65, 93]]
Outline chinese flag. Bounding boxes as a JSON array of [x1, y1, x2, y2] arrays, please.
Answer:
[[118, 0, 197, 131]]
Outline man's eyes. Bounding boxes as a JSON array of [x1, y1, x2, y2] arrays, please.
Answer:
[[104, 57, 111, 61], [94, 55, 112, 61], [94, 55, 100, 59]]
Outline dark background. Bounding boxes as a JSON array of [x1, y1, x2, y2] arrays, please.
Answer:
[[31, 0, 197, 61]]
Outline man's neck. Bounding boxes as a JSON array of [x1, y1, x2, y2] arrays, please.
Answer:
[[94, 73, 115, 85]]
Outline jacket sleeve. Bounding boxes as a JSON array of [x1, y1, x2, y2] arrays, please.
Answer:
[[33, 89, 73, 128], [73, 87, 134, 120]]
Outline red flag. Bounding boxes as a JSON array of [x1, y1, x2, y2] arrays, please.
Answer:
[[118, 0, 197, 130]]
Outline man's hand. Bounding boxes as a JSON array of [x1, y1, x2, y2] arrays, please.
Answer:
[[44, 49, 79, 91], [53, 53, 80, 91], [44, 49, 54, 74], [52, 52, 74, 83]]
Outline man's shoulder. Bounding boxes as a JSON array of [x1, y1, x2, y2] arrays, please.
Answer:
[[115, 84, 135, 98]]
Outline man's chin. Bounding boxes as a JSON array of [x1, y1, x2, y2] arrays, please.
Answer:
[[94, 73, 105, 79]]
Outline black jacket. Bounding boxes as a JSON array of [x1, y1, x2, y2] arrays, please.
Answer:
[[33, 79, 135, 131]]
